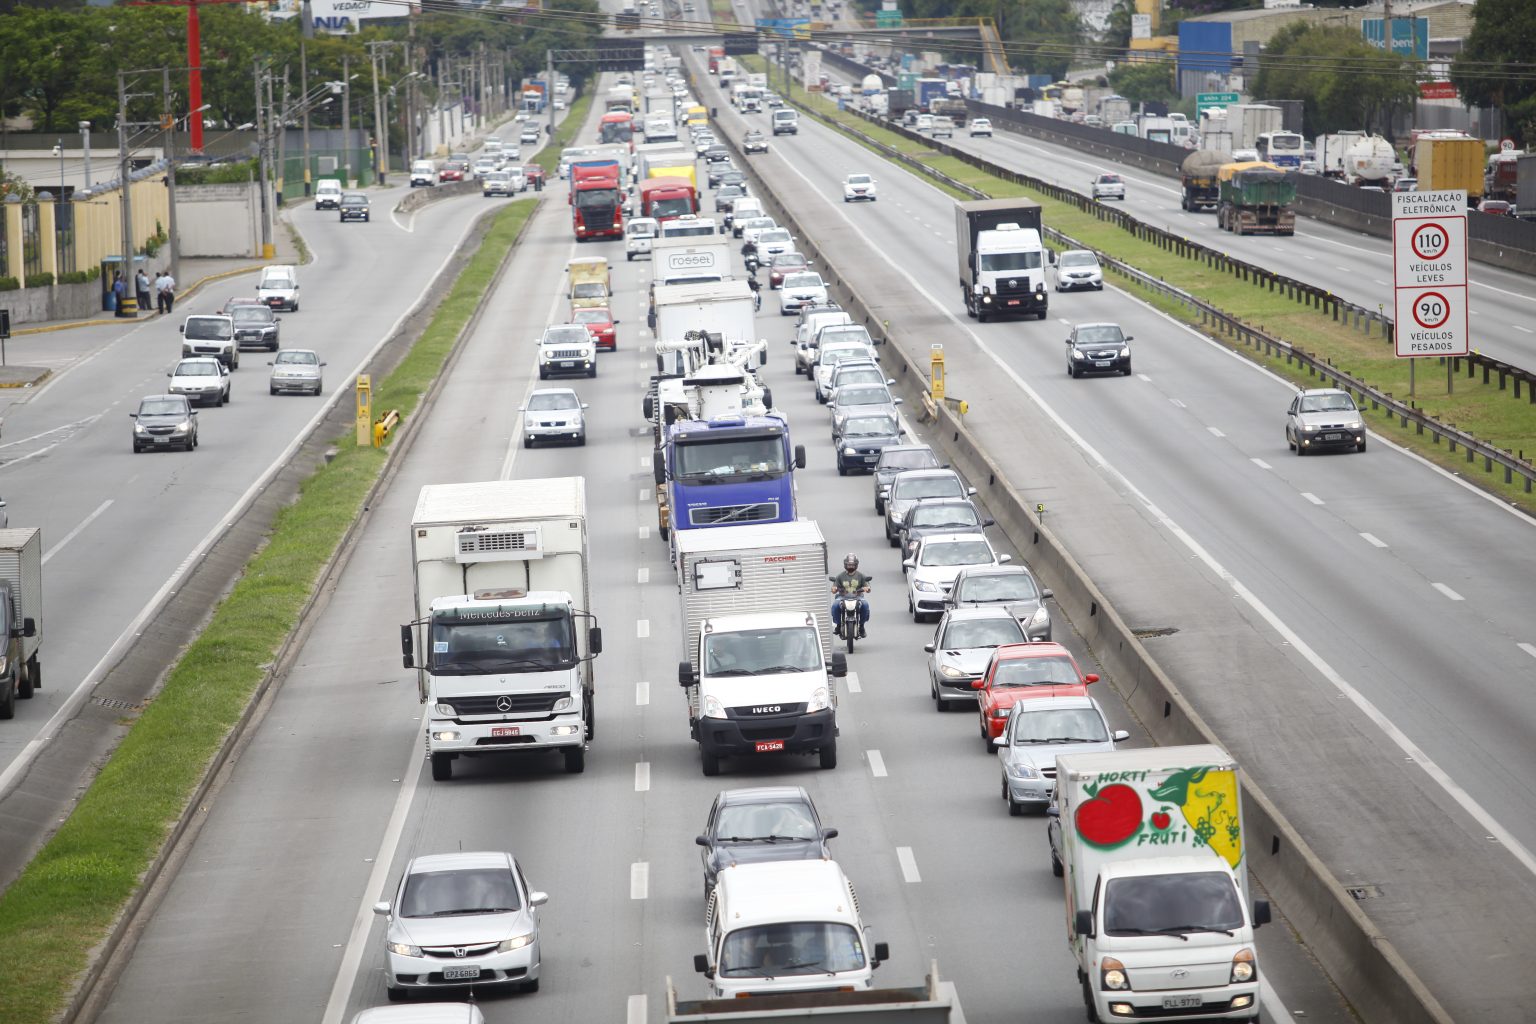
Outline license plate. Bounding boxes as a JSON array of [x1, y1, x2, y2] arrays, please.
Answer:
[[492, 727, 520, 737], [1162, 995, 1201, 1009], [559, 361, 575, 368], [755, 740, 786, 753], [1095, 360, 1111, 367], [442, 966, 482, 981], [1006, 299, 1020, 306], [154, 437, 170, 444], [1323, 432, 1342, 441]]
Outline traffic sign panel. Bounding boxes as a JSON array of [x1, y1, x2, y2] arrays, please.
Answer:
[[1392, 188, 1468, 358], [1196, 91, 1239, 115], [1394, 285, 1468, 357], [1392, 215, 1467, 288]]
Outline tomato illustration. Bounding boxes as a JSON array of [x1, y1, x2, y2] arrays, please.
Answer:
[[1074, 782, 1144, 848]]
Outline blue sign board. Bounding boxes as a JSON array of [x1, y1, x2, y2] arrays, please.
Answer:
[[754, 16, 810, 38], [1361, 17, 1428, 61]]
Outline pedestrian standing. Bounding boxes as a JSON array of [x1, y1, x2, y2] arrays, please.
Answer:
[[135, 268, 152, 314], [160, 270, 177, 314], [154, 270, 172, 314], [111, 272, 125, 316]]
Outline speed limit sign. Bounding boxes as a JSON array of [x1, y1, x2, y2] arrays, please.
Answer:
[[1395, 286, 1467, 356], [1392, 190, 1468, 358]]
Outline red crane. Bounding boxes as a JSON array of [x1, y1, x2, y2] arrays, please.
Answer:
[[125, 0, 249, 152]]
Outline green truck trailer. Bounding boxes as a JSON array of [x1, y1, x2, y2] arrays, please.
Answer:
[[1216, 161, 1296, 236]]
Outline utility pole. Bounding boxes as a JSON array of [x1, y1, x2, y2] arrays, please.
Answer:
[[367, 41, 389, 179], [438, 54, 449, 150], [276, 67, 290, 202], [547, 48, 556, 141], [163, 67, 181, 286], [300, 10, 313, 197], [341, 54, 351, 186], [407, 14, 418, 164], [116, 71, 138, 317], [255, 60, 272, 258], [80, 121, 93, 189]]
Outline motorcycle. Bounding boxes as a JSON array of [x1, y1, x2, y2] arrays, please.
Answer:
[[829, 574, 871, 654]]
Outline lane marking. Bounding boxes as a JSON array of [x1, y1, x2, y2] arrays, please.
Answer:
[[1250, 458, 1272, 470], [637, 567, 649, 584], [635, 762, 651, 792], [42, 499, 113, 564], [638, 524, 650, 540], [845, 671, 861, 693], [867, 749, 888, 777], [1136, 373, 1151, 382], [627, 995, 647, 1024], [1514, 325, 1535, 335], [896, 846, 922, 883], [639, 487, 650, 501], [1519, 642, 1536, 660], [637, 619, 651, 638], [631, 861, 649, 900], [1169, 398, 1185, 409], [636, 680, 650, 705], [1301, 492, 1324, 505], [1207, 427, 1225, 438], [640, 455, 649, 469], [1432, 582, 1464, 602], [1360, 532, 1389, 548]]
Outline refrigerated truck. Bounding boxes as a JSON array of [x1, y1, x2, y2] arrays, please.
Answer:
[[0, 528, 42, 720]]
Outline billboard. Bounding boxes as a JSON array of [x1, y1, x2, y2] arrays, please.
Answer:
[[1361, 17, 1428, 61]]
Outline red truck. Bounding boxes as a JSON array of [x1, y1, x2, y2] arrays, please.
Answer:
[[639, 176, 698, 222], [708, 45, 725, 73], [570, 163, 624, 241]]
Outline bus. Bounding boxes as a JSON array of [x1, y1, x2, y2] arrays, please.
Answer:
[[1256, 131, 1304, 169]]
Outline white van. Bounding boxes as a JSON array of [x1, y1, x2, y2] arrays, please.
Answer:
[[625, 217, 659, 261], [696, 860, 888, 999], [772, 109, 799, 136], [313, 178, 343, 210], [409, 160, 436, 187]]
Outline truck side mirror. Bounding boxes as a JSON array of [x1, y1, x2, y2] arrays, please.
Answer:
[[1074, 909, 1094, 938], [829, 651, 847, 678], [693, 954, 711, 975], [400, 624, 414, 668], [793, 444, 806, 469], [588, 626, 603, 655], [1252, 899, 1272, 928], [695, 835, 710, 847], [21, 617, 35, 639], [679, 660, 696, 686], [762, 387, 774, 410], [872, 941, 889, 965], [653, 449, 667, 485]]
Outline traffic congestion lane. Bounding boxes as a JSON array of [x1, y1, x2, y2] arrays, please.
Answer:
[[697, 64, 1536, 1018]]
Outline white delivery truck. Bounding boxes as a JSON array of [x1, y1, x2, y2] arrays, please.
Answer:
[[676, 521, 845, 776], [691, 861, 890, 999], [403, 479, 603, 780], [1052, 745, 1271, 1023], [0, 528, 42, 720], [651, 237, 735, 289], [954, 199, 1049, 322]]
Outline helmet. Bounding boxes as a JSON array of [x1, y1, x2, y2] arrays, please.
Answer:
[[843, 554, 859, 571]]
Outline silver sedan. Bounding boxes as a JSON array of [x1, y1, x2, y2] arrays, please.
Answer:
[[925, 606, 1026, 711], [268, 349, 325, 396]]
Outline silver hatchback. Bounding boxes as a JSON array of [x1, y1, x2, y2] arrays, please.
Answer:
[[522, 388, 588, 447], [925, 606, 1027, 711], [268, 349, 325, 396]]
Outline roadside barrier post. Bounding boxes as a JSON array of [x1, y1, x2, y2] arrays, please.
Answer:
[[355, 374, 372, 446]]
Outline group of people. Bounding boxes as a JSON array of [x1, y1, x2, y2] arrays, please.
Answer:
[[109, 268, 177, 316]]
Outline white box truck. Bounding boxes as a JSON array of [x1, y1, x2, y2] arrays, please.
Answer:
[[954, 198, 1049, 322], [676, 521, 845, 776], [403, 479, 603, 780], [1052, 745, 1271, 1023], [652, 238, 736, 289], [0, 528, 42, 720]]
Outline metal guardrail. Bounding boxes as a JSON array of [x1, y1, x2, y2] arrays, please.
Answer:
[[787, 94, 1536, 494]]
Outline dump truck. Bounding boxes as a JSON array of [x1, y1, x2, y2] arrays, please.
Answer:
[[1216, 161, 1296, 236], [1180, 149, 1228, 211], [1414, 133, 1485, 204]]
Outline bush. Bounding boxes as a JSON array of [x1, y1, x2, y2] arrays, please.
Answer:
[[28, 272, 54, 287], [57, 270, 93, 285], [0, 277, 18, 292], [177, 159, 259, 185]]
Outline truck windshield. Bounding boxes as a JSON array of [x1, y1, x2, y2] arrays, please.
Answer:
[[979, 251, 1042, 272], [720, 922, 865, 976], [576, 188, 620, 209], [428, 614, 576, 673], [600, 121, 633, 144], [674, 436, 787, 481], [651, 196, 694, 219], [184, 319, 232, 340], [703, 626, 821, 676], [1103, 871, 1245, 937]]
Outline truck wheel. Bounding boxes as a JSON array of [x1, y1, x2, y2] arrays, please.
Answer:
[[1052, 850, 1064, 878], [819, 740, 838, 770], [17, 663, 33, 700], [1082, 977, 1101, 1022], [27, 654, 39, 690], [701, 750, 721, 776], [430, 753, 453, 781], [660, 525, 670, 541], [564, 746, 586, 774]]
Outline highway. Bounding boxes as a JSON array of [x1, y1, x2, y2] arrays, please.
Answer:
[[694, 60, 1536, 1017], [89, 86, 1351, 1024], [0, 124, 554, 883]]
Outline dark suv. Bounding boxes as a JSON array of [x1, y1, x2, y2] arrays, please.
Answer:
[[230, 304, 280, 351]]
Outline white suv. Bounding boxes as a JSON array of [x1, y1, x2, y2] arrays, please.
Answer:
[[1091, 172, 1125, 201], [968, 118, 993, 137], [536, 324, 597, 380]]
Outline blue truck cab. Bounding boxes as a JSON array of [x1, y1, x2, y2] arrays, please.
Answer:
[[658, 415, 806, 536]]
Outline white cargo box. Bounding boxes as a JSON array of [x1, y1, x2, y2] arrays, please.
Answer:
[[0, 528, 43, 659]]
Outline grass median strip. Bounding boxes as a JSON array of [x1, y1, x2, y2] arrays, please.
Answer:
[[0, 198, 536, 1024], [770, 74, 1536, 508]]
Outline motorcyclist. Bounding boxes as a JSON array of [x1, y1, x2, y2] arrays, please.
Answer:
[[741, 236, 759, 268], [746, 271, 762, 312], [829, 554, 871, 639]]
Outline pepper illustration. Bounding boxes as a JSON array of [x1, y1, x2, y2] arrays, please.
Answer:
[[1150, 766, 1242, 869]]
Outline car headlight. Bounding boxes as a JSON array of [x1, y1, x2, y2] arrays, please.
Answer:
[[498, 933, 535, 952], [1347, 419, 1363, 430], [1072, 349, 1086, 360], [842, 447, 857, 456], [702, 694, 727, 719], [1102, 957, 1129, 990], [134, 424, 150, 435], [807, 686, 830, 712], [433, 703, 455, 716], [175, 420, 192, 433], [1119, 347, 1130, 357], [553, 696, 573, 712], [914, 580, 938, 593], [939, 664, 966, 679], [1006, 762, 1039, 779], [388, 941, 423, 957], [1029, 606, 1051, 629], [1231, 949, 1255, 983]]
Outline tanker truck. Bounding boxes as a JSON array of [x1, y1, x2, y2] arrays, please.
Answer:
[[1344, 134, 1395, 187]]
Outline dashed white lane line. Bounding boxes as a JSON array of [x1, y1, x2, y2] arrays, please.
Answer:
[[637, 619, 651, 638], [1519, 642, 1536, 660], [896, 846, 922, 883], [1207, 427, 1225, 438], [627, 995, 647, 1024], [1169, 398, 1186, 409], [845, 671, 861, 693], [639, 487, 650, 501], [42, 499, 113, 564], [635, 762, 651, 792], [638, 524, 650, 540], [867, 749, 888, 777], [639, 455, 649, 469], [1335, 265, 1350, 272], [1361, 532, 1389, 548], [1301, 492, 1324, 505], [1514, 325, 1535, 335], [637, 567, 649, 584], [631, 862, 649, 899], [1136, 373, 1151, 382], [1432, 582, 1465, 602], [1251, 458, 1272, 470]]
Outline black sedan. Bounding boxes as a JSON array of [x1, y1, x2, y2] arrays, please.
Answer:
[[704, 144, 732, 163], [897, 497, 994, 561], [714, 184, 745, 213], [696, 786, 837, 900], [706, 162, 737, 188], [1066, 322, 1131, 377], [833, 410, 904, 475], [716, 169, 748, 191], [339, 192, 370, 222]]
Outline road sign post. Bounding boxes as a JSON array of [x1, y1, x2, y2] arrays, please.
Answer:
[[1392, 190, 1468, 394]]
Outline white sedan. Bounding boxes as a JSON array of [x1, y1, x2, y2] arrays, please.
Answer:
[[842, 173, 877, 202], [968, 118, 993, 137], [778, 271, 828, 315]]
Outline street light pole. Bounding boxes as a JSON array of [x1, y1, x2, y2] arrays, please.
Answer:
[[300, 24, 313, 196], [163, 67, 181, 286], [116, 71, 138, 317], [79, 121, 92, 189], [341, 55, 351, 186], [255, 60, 273, 258]]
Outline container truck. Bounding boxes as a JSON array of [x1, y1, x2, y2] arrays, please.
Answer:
[[1414, 133, 1485, 204], [651, 238, 735, 290], [954, 198, 1049, 321], [1179, 150, 1228, 211], [402, 479, 603, 780], [1314, 131, 1365, 178], [1052, 745, 1271, 1023], [0, 528, 42, 720], [1216, 161, 1296, 236], [641, 177, 700, 221], [1227, 103, 1281, 152], [1098, 95, 1131, 126], [675, 521, 843, 776], [1487, 147, 1522, 203], [914, 77, 947, 112]]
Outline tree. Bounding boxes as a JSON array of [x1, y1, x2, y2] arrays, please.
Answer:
[[1004, 0, 1082, 80], [1452, 0, 1536, 145], [1252, 22, 1416, 136], [1108, 60, 1177, 105]]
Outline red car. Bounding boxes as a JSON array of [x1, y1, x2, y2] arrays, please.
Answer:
[[572, 305, 618, 351], [1480, 199, 1514, 216], [974, 642, 1098, 749], [438, 160, 468, 182], [767, 252, 811, 289], [523, 164, 546, 191]]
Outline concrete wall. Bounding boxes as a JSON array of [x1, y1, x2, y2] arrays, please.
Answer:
[[176, 183, 261, 259]]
